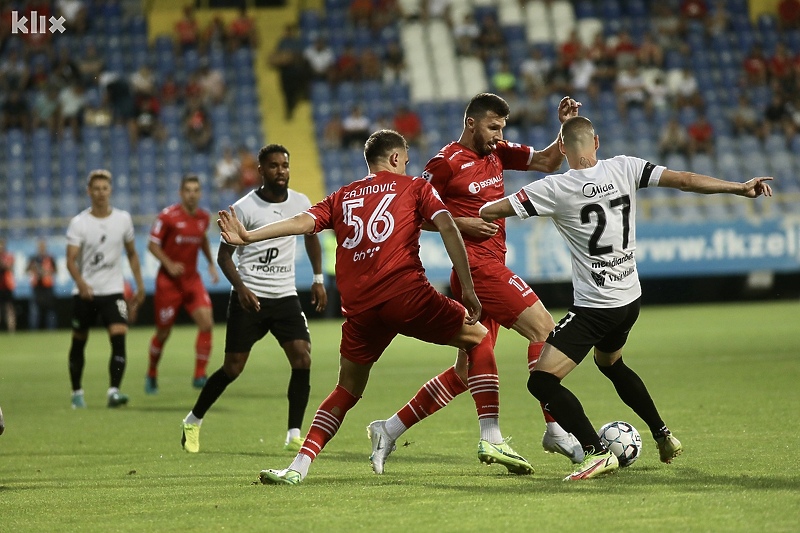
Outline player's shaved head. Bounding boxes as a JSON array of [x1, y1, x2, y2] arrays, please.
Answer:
[[464, 93, 509, 125], [560, 116, 596, 148], [364, 129, 408, 165]]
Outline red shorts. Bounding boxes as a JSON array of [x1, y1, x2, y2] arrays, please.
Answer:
[[340, 283, 466, 365], [153, 271, 212, 328], [450, 260, 540, 329]]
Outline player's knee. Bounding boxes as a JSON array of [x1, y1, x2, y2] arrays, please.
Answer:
[[527, 370, 560, 402]]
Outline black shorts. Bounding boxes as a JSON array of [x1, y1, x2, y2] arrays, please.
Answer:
[[546, 298, 641, 364], [71, 294, 128, 330], [224, 293, 310, 353], [0, 289, 12, 304]]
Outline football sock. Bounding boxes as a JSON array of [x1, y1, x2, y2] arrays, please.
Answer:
[[546, 421, 569, 438], [299, 385, 359, 460], [68, 337, 87, 391], [286, 428, 301, 443], [528, 370, 605, 453], [190, 367, 234, 419], [194, 330, 212, 378], [479, 418, 503, 444], [528, 341, 558, 424], [384, 414, 407, 440], [184, 412, 202, 426], [108, 334, 126, 389], [107, 387, 119, 397], [595, 357, 666, 435], [395, 366, 468, 429], [287, 368, 311, 430], [147, 336, 164, 378], [466, 336, 500, 422], [288, 453, 312, 479]]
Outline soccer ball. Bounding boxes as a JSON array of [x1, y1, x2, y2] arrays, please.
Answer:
[[598, 421, 642, 467]]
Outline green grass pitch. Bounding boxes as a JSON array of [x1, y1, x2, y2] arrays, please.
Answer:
[[1, 301, 798, 532]]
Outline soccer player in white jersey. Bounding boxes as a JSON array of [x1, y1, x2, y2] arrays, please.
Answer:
[[181, 144, 327, 454], [480, 116, 773, 480], [66, 170, 146, 409]]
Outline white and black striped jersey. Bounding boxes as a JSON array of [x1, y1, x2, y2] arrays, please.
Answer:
[[507, 155, 665, 308], [225, 189, 312, 299]]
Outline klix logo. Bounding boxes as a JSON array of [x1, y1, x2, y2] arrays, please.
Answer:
[[11, 11, 66, 34]]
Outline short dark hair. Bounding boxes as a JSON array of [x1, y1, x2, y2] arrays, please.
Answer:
[[364, 129, 408, 165], [257, 144, 290, 165], [560, 116, 595, 147], [87, 169, 112, 187], [181, 174, 200, 187], [464, 93, 510, 125]]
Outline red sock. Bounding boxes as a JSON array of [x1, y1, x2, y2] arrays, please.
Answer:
[[467, 334, 500, 420], [147, 336, 164, 378], [528, 341, 556, 423], [194, 330, 212, 379], [396, 366, 468, 428], [300, 385, 359, 460]]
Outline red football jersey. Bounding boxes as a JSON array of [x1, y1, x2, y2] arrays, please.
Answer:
[[423, 140, 533, 264], [149, 204, 211, 276], [306, 170, 449, 316]]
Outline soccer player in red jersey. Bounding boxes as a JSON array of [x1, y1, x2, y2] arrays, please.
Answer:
[[146, 175, 219, 393], [217, 130, 526, 485], [375, 93, 587, 465]]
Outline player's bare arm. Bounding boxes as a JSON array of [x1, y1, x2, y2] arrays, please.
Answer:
[[478, 198, 515, 223], [658, 170, 774, 198], [217, 241, 260, 312], [217, 207, 315, 245], [304, 233, 327, 313], [66, 243, 93, 300], [527, 96, 582, 173], [201, 233, 219, 284], [431, 211, 481, 325], [124, 239, 146, 307], [148, 240, 184, 277], [421, 217, 499, 238]]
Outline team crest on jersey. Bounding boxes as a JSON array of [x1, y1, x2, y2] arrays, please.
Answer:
[[591, 270, 606, 287], [422, 170, 433, 182]]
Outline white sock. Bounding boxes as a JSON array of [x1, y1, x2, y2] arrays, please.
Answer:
[[285, 428, 301, 443], [288, 453, 312, 479], [184, 412, 202, 426], [107, 387, 119, 397], [72, 389, 84, 397], [383, 415, 407, 440], [546, 421, 568, 437], [480, 418, 503, 444]]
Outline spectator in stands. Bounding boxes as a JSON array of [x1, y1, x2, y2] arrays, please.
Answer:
[[175, 5, 200, 53], [743, 44, 769, 87], [637, 34, 664, 69], [214, 146, 241, 191], [341, 105, 371, 148], [680, 0, 708, 21], [26, 62, 49, 92], [687, 113, 714, 156], [19, 0, 53, 53], [101, 71, 136, 131], [476, 14, 504, 60], [360, 50, 383, 81], [768, 42, 793, 88], [1, 89, 31, 133], [197, 60, 226, 106], [705, 0, 730, 36], [304, 37, 335, 82], [761, 91, 794, 139], [611, 30, 638, 68], [32, 83, 61, 135], [269, 23, 308, 120], [59, 80, 86, 139], [0, 49, 29, 91], [392, 105, 423, 148], [77, 43, 105, 87], [645, 72, 670, 112], [453, 12, 480, 57], [651, 4, 683, 53], [237, 145, 259, 191], [504, 85, 547, 129], [0, 238, 16, 333], [57, 0, 87, 34], [228, 5, 258, 50], [673, 67, 702, 109], [559, 29, 583, 67], [52, 47, 82, 87], [334, 44, 360, 83], [27, 239, 58, 330], [133, 89, 165, 143], [382, 41, 407, 84], [520, 46, 551, 90], [422, 0, 451, 21], [546, 52, 573, 95], [183, 97, 212, 153], [321, 112, 344, 149], [491, 60, 517, 93], [728, 94, 761, 138], [615, 63, 651, 118], [160, 73, 182, 105], [349, 0, 373, 27], [658, 116, 689, 159], [778, 0, 800, 30], [130, 65, 157, 97], [569, 48, 596, 93]]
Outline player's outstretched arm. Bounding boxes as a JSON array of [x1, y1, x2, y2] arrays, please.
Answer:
[[527, 96, 582, 173], [431, 211, 481, 324], [218, 207, 315, 245], [658, 170, 774, 198], [478, 198, 515, 223]]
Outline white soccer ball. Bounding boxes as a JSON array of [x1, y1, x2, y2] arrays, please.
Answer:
[[598, 421, 642, 467]]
